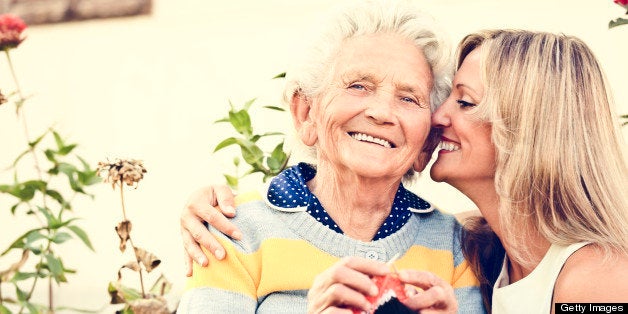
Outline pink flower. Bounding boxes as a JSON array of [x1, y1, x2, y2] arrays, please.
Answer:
[[0, 14, 26, 51], [615, 0, 628, 7]]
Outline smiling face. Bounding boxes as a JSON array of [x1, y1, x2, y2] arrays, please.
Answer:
[[430, 49, 496, 189], [301, 33, 433, 180]]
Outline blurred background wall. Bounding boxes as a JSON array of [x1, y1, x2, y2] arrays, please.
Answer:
[[1, 0, 626, 311]]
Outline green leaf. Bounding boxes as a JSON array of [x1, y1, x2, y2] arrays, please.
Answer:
[[1, 228, 45, 256], [37, 206, 60, 228], [51, 232, 73, 244], [149, 273, 172, 296], [44, 149, 57, 163], [238, 141, 264, 166], [15, 286, 28, 301], [263, 105, 285, 112], [58, 144, 77, 156], [24, 302, 39, 314], [229, 109, 253, 136], [44, 253, 67, 283], [52, 130, 65, 151], [28, 129, 50, 148], [224, 174, 238, 189], [108, 281, 142, 303], [257, 132, 284, 138], [214, 117, 230, 124], [11, 271, 38, 282], [272, 72, 286, 79], [67, 225, 95, 251], [45, 189, 68, 208], [243, 98, 257, 111], [214, 137, 238, 152], [609, 17, 628, 28], [0, 304, 11, 314], [11, 148, 30, 168]]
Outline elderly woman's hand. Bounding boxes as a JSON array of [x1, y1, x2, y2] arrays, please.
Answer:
[[307, 257, 389, 314], [398, 270, 458, 314], [180, 185, 242, 276]]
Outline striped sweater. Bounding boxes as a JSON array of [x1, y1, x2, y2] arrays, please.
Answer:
[[178, 191, 485, 313]]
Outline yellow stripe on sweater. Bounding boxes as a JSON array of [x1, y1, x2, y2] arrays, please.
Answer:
[[186, 237, 479, 298]]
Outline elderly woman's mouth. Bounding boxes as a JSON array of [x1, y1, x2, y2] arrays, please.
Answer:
[[348, 132, 395, 148]]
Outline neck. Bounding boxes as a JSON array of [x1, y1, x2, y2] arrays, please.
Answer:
[[455, 178, 551, 283], [308, 163, 400, 241]]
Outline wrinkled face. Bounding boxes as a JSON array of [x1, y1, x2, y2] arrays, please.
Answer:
[[430, 49, 496, 187], [308, 33, 433, 179]]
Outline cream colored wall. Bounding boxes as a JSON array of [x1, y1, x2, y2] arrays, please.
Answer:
[[0, 0, 626, 311]]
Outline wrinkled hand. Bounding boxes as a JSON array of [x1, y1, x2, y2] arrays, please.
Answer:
[[180, 185, 241, 276], [398, 270, 458, 314], [307, 257, 389, 314]]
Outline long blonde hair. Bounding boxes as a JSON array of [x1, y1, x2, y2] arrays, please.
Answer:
[[463, 30, 628, 265]]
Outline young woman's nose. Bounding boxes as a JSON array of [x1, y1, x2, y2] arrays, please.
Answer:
[[431, 100, 452, 128]]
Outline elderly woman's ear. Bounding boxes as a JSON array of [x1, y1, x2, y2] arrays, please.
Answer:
[[290, 91, 318, 146]]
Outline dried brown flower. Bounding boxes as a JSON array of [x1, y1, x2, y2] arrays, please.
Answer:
[[96, 158, 147, 189], [0, 90, 6, 106]]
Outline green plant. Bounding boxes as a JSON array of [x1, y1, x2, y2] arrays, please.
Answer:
[[0, 14, 101, 314], [96, 159, 171, 314], [213, 73, 290, 190]]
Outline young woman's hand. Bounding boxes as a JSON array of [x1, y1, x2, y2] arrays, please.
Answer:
[[180, 185, 242, 276]]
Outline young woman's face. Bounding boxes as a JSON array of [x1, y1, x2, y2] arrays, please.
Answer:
[[430, 49, 496, 189]]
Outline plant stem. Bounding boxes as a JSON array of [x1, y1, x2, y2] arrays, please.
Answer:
[[5, 50, 24, 100], [7, 49, 55, 313], [119, 186, 146, 298], [120, 184, 127, 221]]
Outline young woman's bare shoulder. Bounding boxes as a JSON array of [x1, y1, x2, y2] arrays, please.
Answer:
[[554, 244, 628, 302]]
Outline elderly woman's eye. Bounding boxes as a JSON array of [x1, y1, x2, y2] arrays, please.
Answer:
[[401, 96, 418, 105], [348, 83, 366, 90]]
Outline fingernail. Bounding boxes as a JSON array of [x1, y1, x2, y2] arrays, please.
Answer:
[[224, 206, 235, 215], [215, 249, 225, 260], [197, 256, 207, 266], [231, 230, 242, 240]]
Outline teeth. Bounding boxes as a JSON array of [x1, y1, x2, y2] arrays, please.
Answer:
[[439, 141, 460, 151], [350, 132, 392, 148]]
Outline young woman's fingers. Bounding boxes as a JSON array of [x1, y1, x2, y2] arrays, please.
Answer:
[[184, 252, 194, 277], [212, 185, 238, 218], [181, 209, 229, 261], [180, 224, 209, 267], [187, 186, 241, 240]]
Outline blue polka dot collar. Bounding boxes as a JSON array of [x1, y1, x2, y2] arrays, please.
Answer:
[[265, 162, 433, 240]]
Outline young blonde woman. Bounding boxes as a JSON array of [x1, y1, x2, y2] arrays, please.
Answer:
[[180, 30, 628, 312]]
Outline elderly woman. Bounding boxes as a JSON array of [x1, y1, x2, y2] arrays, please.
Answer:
[[176, 0, 484, 313]]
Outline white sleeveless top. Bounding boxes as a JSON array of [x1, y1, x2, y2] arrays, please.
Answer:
[[492, 242, 589, 314]]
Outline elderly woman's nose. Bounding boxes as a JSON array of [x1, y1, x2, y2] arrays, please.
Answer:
[[364, 93, 395, 124]]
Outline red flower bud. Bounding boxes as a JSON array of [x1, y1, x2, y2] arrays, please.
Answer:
[[615, 0, 628, 7], [0, 14, 27, 51]]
